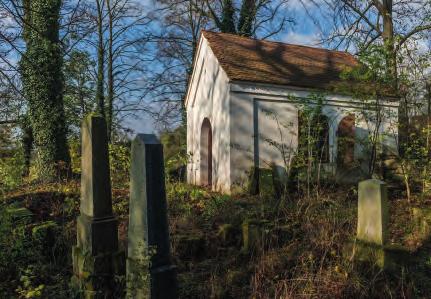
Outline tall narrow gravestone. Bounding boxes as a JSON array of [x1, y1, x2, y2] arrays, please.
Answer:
[[355, 179, 389, 268], [127, 134, 177, 299], [72, 115, 124, 297], [357, 179, 389, 245]]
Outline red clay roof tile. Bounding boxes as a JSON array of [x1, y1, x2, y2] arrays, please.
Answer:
[[202, 30, 358, 90]]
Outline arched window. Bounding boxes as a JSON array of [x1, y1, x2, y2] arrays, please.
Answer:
[[200, 118, 212, 187], [337, 114, 355, 168]]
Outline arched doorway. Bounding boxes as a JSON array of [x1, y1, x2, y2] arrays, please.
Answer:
[[200, 118, 212, 187], [337, 114, 355, 168]]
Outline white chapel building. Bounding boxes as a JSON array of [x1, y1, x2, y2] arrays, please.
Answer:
[[185, 31, 398, 194]]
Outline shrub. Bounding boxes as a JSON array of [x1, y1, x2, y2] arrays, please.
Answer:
[[109, 142, 131, 189], [202, 194, 231, 220], [0, 206, 35, 297], [69, 137, 81, 174], [0, 149, 25, 194], [0, 203, 72, 298]]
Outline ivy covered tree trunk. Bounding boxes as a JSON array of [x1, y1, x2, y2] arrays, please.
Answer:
[[221, 0, 236, 33], [21, 115, 33, 177], [238, 0, 256, 36], [21, 0, 70, 181]]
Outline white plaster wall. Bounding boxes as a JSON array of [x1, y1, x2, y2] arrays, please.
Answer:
[[255, 100, 298, 169], [185, 37, 231, 193], [229, 82, 399, 190]]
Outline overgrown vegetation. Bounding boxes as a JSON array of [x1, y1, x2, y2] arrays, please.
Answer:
[[0, 0, 429, 298], [20, 0, 70, 181], [0, 181, 78, 298], [2, 142, 431, 298]]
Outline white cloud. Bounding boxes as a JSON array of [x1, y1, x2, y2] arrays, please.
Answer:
[[282, 31, 320, 46]]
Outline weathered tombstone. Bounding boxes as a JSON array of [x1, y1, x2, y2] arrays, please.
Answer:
[[355, 179, 389, 268], [242, 219, 271, 253], [127, 134, 177, 299], [242, 220, 262, 252], [357, 179, 389, 245], [72, 114, 124, 297]]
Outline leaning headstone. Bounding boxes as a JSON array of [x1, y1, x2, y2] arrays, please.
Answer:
[[355, 179, 389, 268], [72, 114, 124, 297], [127, 134, 177, 299]]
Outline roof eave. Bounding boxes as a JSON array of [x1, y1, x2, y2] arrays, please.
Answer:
[[184, 32, 206, 107]]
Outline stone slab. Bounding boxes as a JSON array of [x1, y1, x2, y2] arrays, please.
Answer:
[[76, 214, 119, 255], [357, 179, 389, 246], [80, 114, 113, 218], [127, 134, 177, 298], [72, 114, 123, 298], [128, 134, 171, 267]]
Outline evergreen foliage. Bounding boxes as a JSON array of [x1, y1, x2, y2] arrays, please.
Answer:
[[221, 0, 236, 33], [238, 0, 256, 36], [20, 0, 70, 181], [20, 115, 33, 177]]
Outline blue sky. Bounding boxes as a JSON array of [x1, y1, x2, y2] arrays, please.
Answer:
[[127, 1, 329, 136]]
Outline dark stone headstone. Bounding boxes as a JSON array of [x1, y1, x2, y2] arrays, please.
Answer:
[[72, 114, 124, 297], [127, 134, 177, 299]]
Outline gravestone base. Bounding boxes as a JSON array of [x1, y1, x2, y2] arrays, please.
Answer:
[[127, 260, 177, 299], [76, 215, 119, 255], [352, 241, 410, 271], [72, 215, 125, 298], [353, 242, 388, 269], [72, 246, 125, 298]]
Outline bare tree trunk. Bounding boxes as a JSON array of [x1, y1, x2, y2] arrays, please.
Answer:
[[307, 118, 311, 198], [401, 161, 411, 202], [106, 0, 114, 142], [425, 82, 431, 192], [95, 0, 105, 118], [376, 1, 411, 156], [379, 0, 397, 82]]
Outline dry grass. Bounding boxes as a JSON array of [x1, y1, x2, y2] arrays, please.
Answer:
[[2, 180, 431, 298]]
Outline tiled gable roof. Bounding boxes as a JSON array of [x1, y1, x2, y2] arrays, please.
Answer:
[[202, 31, 358, 90]]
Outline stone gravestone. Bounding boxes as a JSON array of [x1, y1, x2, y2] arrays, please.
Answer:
[[72, 114, 124, 297], [127, 134, 177, 299], [357, 179, 389, 245], [355, 179, 389, 268]]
